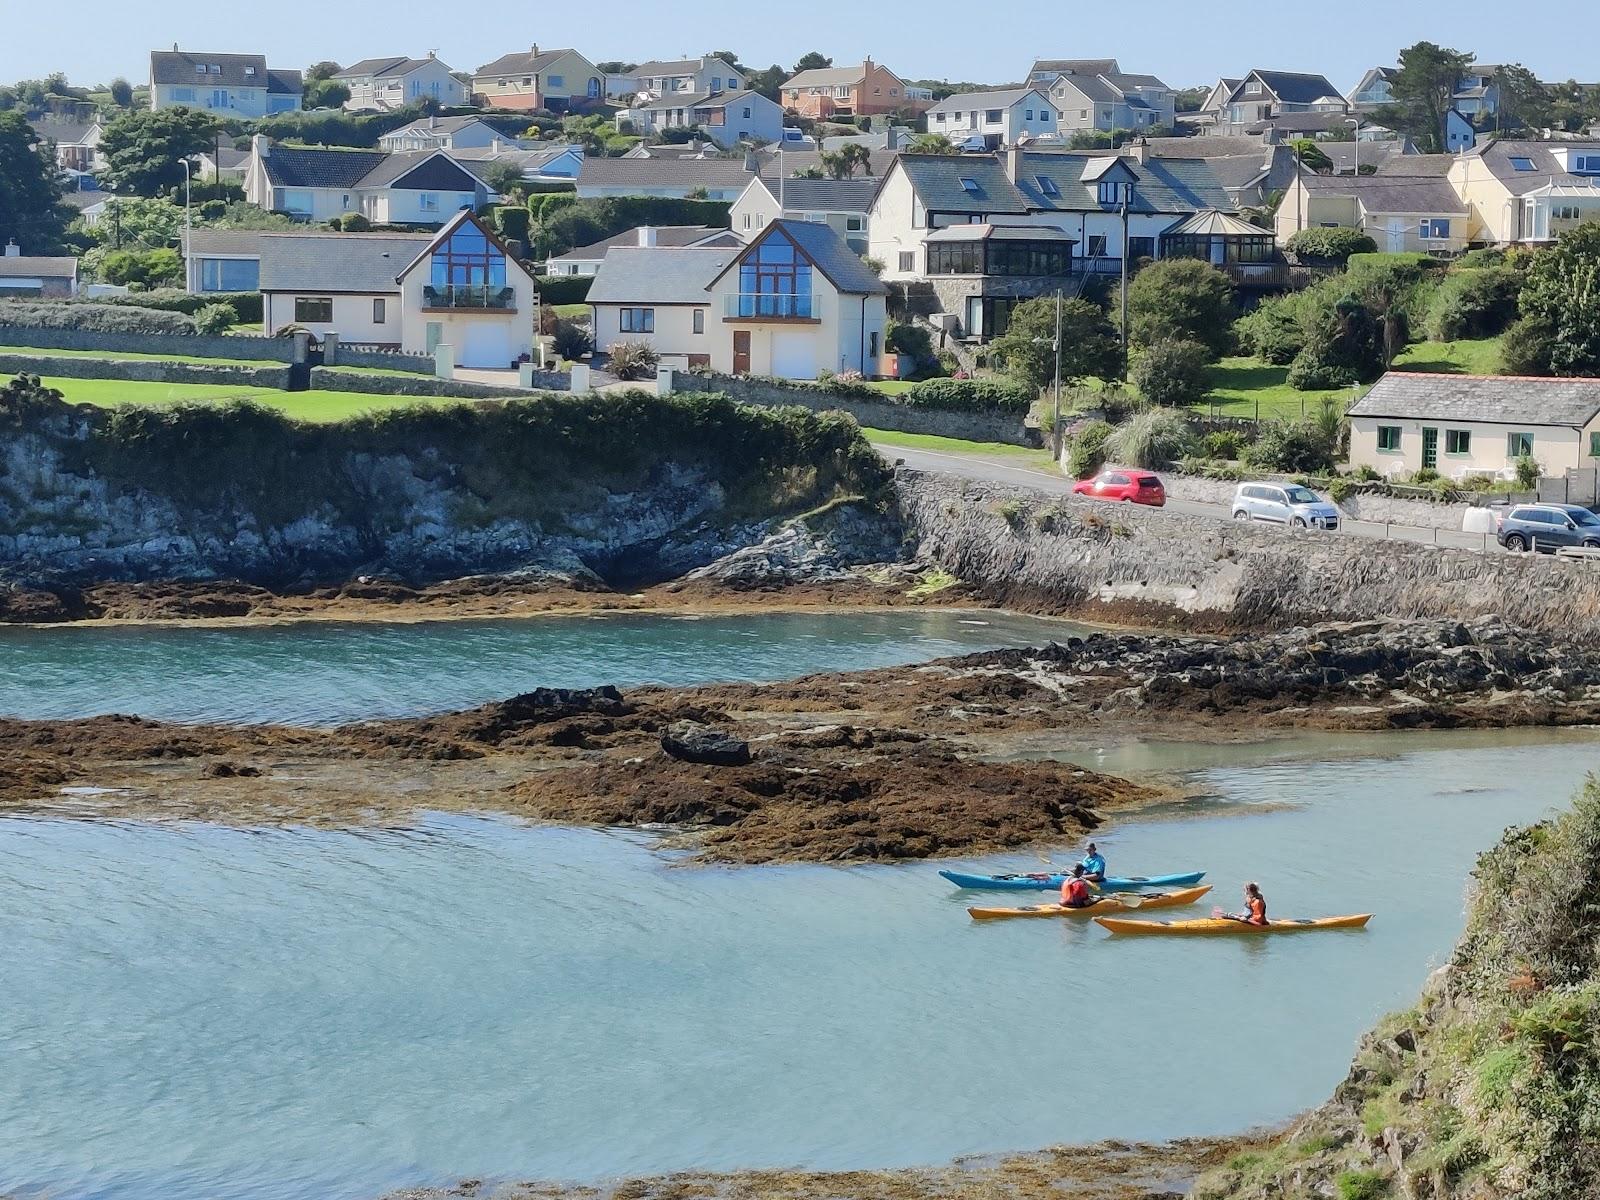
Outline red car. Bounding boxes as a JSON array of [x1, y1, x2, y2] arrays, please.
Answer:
[[1072, 468, 1166, 507]]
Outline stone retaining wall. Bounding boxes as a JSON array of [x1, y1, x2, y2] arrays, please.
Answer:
[[1, 353, 293, 391], [1161, 474, 1474, 533], [307, 368, 570, 399], [669, 371, 1038, 447], [324, 345, 433, 374], [0, 326, 298, 362], [896, 468, 1600, 639]]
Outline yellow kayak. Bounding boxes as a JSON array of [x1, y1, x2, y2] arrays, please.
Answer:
[[1094, 913, 1373, 936], [967, 885, 1212, 921]]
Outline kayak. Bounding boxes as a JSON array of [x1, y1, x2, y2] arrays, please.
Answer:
[[968, 885, 1212, 921], [1094, 914, 1374, 936], [939, 869, 1206, 893]]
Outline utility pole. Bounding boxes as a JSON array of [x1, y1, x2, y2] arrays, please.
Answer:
[[1119, 182, 1131, 380], [1052, 289, 1063, 460]]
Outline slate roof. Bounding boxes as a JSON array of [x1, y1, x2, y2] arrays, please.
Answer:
[[267, 70, 302, 95], [1350, 373, 1600, 427], [1377, 153, 1454, 176], [758, 176, 882, 211], [771, 219, 887, 294], [1321, 140, 1410, 175], [927, 87, 1049, 116], [1138, 135, 1265, 159], [258, 232, 432, 293], [204, 146, 250, 169], [356, 151, 479, 190], [1469, 139, 1600, 195], [0, 256, 78, 279], [577, 156, 758, 191], [895, 154, 1030, 215], [1297, 173, 1468, 213], [382, 115, 496, 138], [1248, 112, 1365, 135], [336, 56, 439, 79], [1032, 59, 1120, 78], [1051, 74, 1121, 103], [784, 64, 870, 89], [475, 48, 578, 78], [152, 50, 269, 88], [1240, 70, 1345, 105], [184, 229, 268, 256], [758, 147, 895, 177], [1013, 151, 1238, 215], [552, 225, 738, 261], [633, 88, 766, 111], [633, 57, 734, 77], [925, 223, 1075, 242], [1107, 72, 1167, 90], [28, 116, 97, 145], [587, 246, 740, 305], [260, 146, 391, 189]]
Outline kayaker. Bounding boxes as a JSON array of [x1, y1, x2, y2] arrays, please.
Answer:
[[1060, 864, 1095, 909], [1227, 882, 1269, 926], [1079, 843, 1107, 883]]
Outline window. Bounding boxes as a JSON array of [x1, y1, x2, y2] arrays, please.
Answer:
[[200, 258, 259, 291], [868, 330, 880, 357], [985, 109, 1003, 123], [1555, 204, 1583, 221], [927, 240, 981, 274], [1590, 431, 1600, 457], [547, 75, 564, 88], [283, 189, 313, 215], [845, 216, 864, 231], [173, 87, 197, 102], [419, 193, 439, 212], [1086, 234, 1108, 257], [427, 221, 508, 304], [620, 307, 655, 333], [737, 228, 813, 315], [1097, 180, 1123, 205], [1575, 154, 1600, 173], [1445, 429, 1471, 455], [1508, 431, 1535, 457], [1245, 81, 1262, 95], [372, 298, 386, 325], [934, 111, 946, 123], [295, 296, 333, 323], [959, 177, 980, 193], [890, 88, 899, 96], [1036, 175, 1060, 197], [195, 64, 206, 75], [244, 66, 257, 77], [1377, 425, 1401, 452], [742, 107, 751, 118], [897, 251, 915, 272], [742, 212, 752, 230], [1127, 236, 1155, 260], [1024, 110, 1033, 121], [693, 308, 705, 334], [1419, 218, 1450, 240], [210, 89, 229, 108], [1509, 156, 1536, 172]]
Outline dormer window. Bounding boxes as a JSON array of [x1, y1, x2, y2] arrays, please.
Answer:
[[195, 64, 206, 75], [1036, 175, 1060, 197], [244, 66, 256, 77], [1097, 180, 1124, 205], [1574, 154, 1600, 174], [209, 65, 221, 74]]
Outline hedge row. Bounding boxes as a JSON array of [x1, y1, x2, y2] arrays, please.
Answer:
[[0, 300, 196, 335], [535, 275, 594, 306], [743, 374, 1035, 416], [74, 289, 265, 324]]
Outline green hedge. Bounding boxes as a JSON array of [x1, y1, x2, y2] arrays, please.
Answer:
[[496, 206, 531, 243], [894, 377, 1033, 414], [79, 289, 265, 324], [0, 300, 196, 334], [1284, 227, 1378, 264], [537, 197, 734, 257], [536, 276, 594, 305]]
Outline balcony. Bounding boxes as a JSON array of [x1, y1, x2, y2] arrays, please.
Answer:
[[723, 292, 818, 322], [422, 285, 517, 312]]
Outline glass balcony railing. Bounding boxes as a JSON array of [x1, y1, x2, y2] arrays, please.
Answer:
[[723, 292, 815, 319], [423, 285, 516, 310]]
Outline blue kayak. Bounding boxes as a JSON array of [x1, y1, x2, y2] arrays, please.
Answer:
[[939, 869, 1206, 893]]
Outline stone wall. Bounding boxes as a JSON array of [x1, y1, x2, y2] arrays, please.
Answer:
[[324, 344, 433, 374], [0, 353, 293, 391], [307, 368, 570, 398], [0, 325, 299, 362], [669, 371, 1038, 447], [1160, 474, 1475, 533], [896, 469, 1600, 639]]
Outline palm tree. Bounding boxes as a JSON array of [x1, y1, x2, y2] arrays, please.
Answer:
[[906, 133, 958, 155]]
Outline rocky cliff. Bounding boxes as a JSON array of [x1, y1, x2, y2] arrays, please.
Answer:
[[0, 377, 896, 590]]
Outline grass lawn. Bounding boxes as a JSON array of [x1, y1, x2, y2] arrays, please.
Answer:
[[866, 380, 916, 395], [1391, 336, 1503, 375], [1, 345, 265, 367], [863, 426, 1056, 468], [1203, 358, 1356, 421], [3, 375, 469, 423], [551, 303, 589, 319]]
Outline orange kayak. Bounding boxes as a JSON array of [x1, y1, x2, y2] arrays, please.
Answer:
[[967, 885, 1212, 921], [1095, 913, 1373, 936]]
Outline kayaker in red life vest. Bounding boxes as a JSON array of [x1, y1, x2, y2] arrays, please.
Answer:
[[1060, 864, 1095, 909], [1227, 882, 1269, 926]]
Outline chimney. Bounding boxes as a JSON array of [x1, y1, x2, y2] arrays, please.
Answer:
[[637, 225, 657, 247], [1004, 143, 1022, 183], [3, 240, 20, 258], [427, 49, 437, 60], [531, 43, 540, 56], [1129, 137, 1148, 165], [429, 114, 438, 130], [172, 42, 179, 53], [743, 149, 760, 172], [491, 137, 503, 153], [885, 125, 898, 151], [251, 132, 270, 159]]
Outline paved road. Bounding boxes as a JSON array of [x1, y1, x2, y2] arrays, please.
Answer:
[[872, 442, 1505, 555]]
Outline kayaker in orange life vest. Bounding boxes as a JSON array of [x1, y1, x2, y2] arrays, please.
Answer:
[[1060, 864, 1095, 909], [1226, 882, 1269, 926]]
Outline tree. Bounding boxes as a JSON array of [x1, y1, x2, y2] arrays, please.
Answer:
[[746, 65, 787, 102], [1288, 138, 1332, 173], [1496, 63, 1550, 132], [0, 111, 66, 252], [482, 161, 527, 198], [1375, 41, 1476, 154], [1517, 223, 1600, 376], [100, 107, 218, 195], [92, 246, 183, 288], [1124, 258, 1236, 359], [1130, 339, 1212, 407], [708, 50, 740, 67], [792, 52, 833, 74], [303, 78, 352, 110], [906, 133, 958, 155], [80, 195, 184, 249], [818, 143, 871, 179], [990, 296, 1121, 392], [305, 61, 341, 82], [109, 78, 134, 108]]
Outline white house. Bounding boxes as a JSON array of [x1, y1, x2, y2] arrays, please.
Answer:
[[575, 155, 760, 201], [925, 87, 1061, 147], [335, 54, 468, 112], [588, 218, 888, 379], [1204, 70, 1347, 137], [729, 175, 878, 254], [185, 228, 264, 294], [149, 48, 301, 117], [619, 90, 783, 149], [243, 137, 492, 224], [1275, 173, 1470, 255], [607, 56, 747, 100], [1045, 72, 1176, 134], [1348, 373, 1600, 480], [259, 231, 432, 343], [544, 225, 740, 276], [378, 115, 510, 153], [28, 116, 104, 174], [449, 142, 585, 182]]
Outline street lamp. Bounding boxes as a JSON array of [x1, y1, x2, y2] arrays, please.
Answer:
[[180, 156, 193, 277], [1345, 118, 1361, 176]]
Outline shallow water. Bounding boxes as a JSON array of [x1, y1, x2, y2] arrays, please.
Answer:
[[3, 731, 1594, 1200], [0, 610, 1081, 725]]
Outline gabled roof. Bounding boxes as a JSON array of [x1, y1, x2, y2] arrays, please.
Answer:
[[783, 61, 894, 90], [1234, 70, 1345, 106], [633, 56, 739, 77], [475, 48, 582, 78], [151, 49, 270, 88], [1136, 135, 1267, 159], [927, 87, 1052, 116], [632, 88, 770, 112], [1050, 73, 1121, 103], [895, 154, 1029, 215], [1031, 58, 1120, 78], [1350, 373, 1600, 427], [707, 218, 886, 296], [202, 146, 251, 169], [0, 256, 77, 279], [394, 208, 537, 285], [258, 231, 432, 293], [259, 146, 391, 189], [1107, 72, 1167, 91], [577, 156, 758, 191], [552, 225, 739, 261], [28, 116, 98, 145], [587, 245, 740, 305], [267, 69, 302, 95], [336, 56, 446, 80], [185, 229, 269, 256], [1377, 153, 1454, 176], [357, 150, 480, 191], [1295, 172, 1468, 214], [757, 175, 881, 212], [1469, 139, 1600, 195], [381, 115, 497, 139]]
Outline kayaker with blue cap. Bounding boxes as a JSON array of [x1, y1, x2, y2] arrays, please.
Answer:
[[1079, 842, 1106, 883], [1059, 864, 1095, 908]]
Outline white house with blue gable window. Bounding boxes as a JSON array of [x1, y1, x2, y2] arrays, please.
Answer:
[[397, 210, 541, 368]]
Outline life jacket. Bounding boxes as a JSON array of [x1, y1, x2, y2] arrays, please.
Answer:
[[1063, 878, 1092, 907], [1245, 894, 1268, 925]]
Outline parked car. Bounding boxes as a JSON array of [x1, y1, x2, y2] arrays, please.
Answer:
[[1496, 503, 1600, 553], [1231, 482, 1340, 530], [1072, 468, 1165, 507]]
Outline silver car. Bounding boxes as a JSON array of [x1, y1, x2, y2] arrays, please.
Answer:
[[1231, 482, 1341, 531]]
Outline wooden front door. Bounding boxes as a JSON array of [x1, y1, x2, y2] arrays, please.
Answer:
[[733, 330, 752, 374]]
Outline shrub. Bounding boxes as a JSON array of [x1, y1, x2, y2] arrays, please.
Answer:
[[96, 247, 183, 289], [337, 212, 371, 232], [1131, 338, 1212, 407], [496, 206, 531, 243], [1285, 227, 1378, 265], [0, 299, 195, 334], [1125, 258, 1236, 359], [1286, 352, 1357, 391], [1515, 453, 1541, 489], [1425, 265, 1522, 341], [1410, 467, 1441, 484], [885, 318, 933, 366], [535, 275, 593, 306], [1242, 419, 1335, 473], [193, 302, 237, 335], [934, 349, 960, 377], [1327, 475, 1355, 503], [198, 199, 227, 221], [1235, 296, 1306, 365], [1065, 419, 1114, 478], [897, 377, 1033, 413], [79, 289, 264, 324], [1334, 1170, 1389, 1200], [1096, 383, 1141, 423], [1501, 315, 1557, 376], [1201, 429, 1245, 459], [607, 340, 659, 381], [1103, 407, 1191, 468], [552, 321, 592, 360]]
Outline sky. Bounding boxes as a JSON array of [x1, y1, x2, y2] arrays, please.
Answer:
[[3, 0, 1599, 94]]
